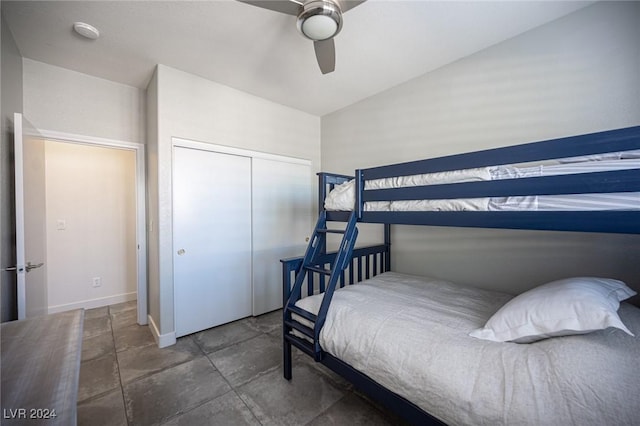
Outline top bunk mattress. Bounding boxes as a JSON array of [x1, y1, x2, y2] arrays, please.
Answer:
[[295, 272, 640, 426], [325, 158, 640, 212]]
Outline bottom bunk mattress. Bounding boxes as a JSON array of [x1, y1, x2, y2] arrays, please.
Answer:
[[294, 272, 640, 425]]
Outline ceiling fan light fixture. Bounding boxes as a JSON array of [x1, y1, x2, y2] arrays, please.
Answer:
[[301, 15, 338, 40], [297, 0, 342, 41]]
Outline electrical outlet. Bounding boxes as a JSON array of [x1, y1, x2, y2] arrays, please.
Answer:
[[92, 277, 101, 288]]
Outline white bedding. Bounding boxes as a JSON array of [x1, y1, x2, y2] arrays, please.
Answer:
[[295, 272, 640, 425], [324, 159, 640, 212]]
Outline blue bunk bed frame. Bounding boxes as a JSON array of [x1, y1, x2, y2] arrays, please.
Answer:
[[281, 125, 640, 425]]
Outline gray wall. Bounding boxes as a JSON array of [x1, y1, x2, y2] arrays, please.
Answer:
[[145, 68, 159, 337], [321, 1, 640, 298], [146, 65, 321, 346], [22, 59, 146, 144], [1, 13, 23, 322]]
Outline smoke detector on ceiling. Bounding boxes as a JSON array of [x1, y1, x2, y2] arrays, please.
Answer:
[[73, 22, 100, 40]]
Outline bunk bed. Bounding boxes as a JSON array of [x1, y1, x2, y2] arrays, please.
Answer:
[[280, 126, 640, 425]]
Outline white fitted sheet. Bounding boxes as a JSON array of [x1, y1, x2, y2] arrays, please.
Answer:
[[295, 272, 640, 425]]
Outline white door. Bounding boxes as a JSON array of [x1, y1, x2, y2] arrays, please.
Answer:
[[173, 147, 252, 337], [252, 158, 311, 315], [14, 113, 47, 319]]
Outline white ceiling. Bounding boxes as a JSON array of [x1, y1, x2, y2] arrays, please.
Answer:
[[3, 0, 593, 116]]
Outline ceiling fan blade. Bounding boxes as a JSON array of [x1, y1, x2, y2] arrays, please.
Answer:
[[336, 0, 367, 13], [237, 0, 302, 16], [314, 39, 335, 74]]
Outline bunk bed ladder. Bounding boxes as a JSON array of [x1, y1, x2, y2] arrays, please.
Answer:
[[283, 211, 359, 374]]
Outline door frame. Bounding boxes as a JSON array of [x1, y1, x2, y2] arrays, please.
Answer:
[[38, 129, 148, 325]]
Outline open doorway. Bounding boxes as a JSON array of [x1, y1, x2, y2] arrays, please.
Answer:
[[38, 131, 146, 324]]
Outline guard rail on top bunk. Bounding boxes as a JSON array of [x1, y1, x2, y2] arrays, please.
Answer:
[[351, 125, 640, 234], [318, 172, 353, 221]]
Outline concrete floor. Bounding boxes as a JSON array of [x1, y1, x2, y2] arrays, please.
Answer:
[[77, 301, 405, 425]]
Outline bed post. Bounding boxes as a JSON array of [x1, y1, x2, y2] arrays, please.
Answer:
[[355, 169, 364, 219], [317, 173, 327, 215], [283, 340, 292, 380], [384, 223, 391, 272], [282, 257, 299, 381]]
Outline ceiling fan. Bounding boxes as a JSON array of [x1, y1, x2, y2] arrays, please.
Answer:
[[238, 0, 367, 74]]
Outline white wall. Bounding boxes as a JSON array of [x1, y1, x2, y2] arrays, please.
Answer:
[[321, 1, 640, 296], [22, 59, 145, 144], [147, 65, 321, 344], [44, 140, 137, 312]]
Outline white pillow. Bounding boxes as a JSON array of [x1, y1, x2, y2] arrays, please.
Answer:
[[324, 180, 355, 211], [469, 277, 636, 343]]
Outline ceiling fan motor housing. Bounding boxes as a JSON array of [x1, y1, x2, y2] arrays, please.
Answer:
[[297, 0, 343, 41]]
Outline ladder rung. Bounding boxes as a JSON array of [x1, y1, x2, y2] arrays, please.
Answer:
[[317, 228, 346, 234], [284, 334, 315, 356], [284, 319, 314, 338], [304, 265, 332, 275], [286, 305, 317, 322]]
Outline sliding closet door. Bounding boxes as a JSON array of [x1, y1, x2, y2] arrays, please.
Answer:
[[173, 147, 252, 337], [252, 158, 311, 315]]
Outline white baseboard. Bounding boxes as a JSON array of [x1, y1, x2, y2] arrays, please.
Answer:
[[48, 292, 137, 314], [148, 314, 176, 348]]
